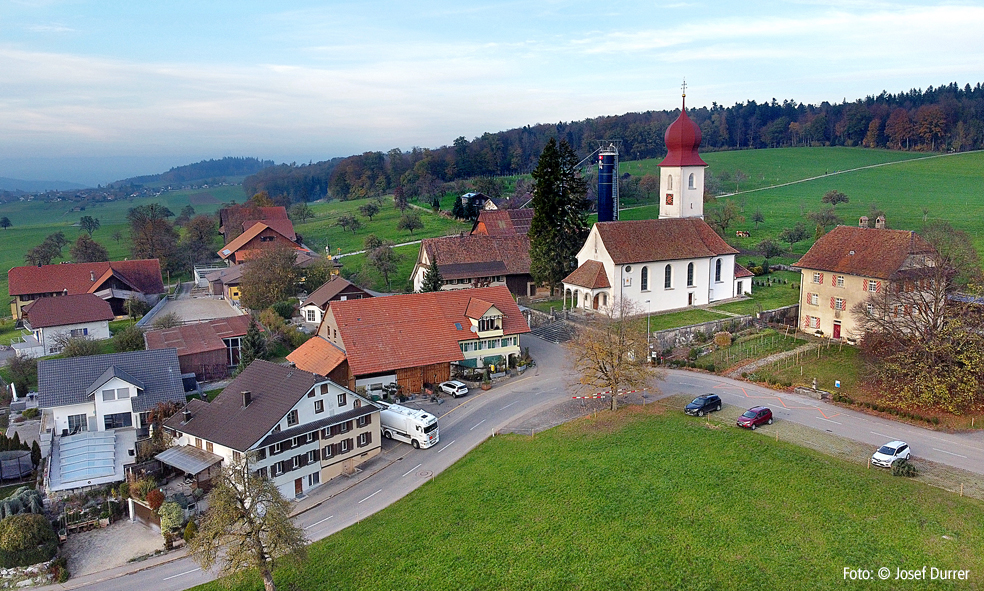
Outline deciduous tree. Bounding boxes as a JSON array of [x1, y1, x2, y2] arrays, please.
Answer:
[[705, 199, 743, 237], [240, 247, 301, 311], [565, 298, 663, 412], [70, 234, 110, 263], [757, 239, 783, 265], [732, 169, 748, 193], [751, 210, 765, 229], [821, 190, 849, 207], [24, 232, 68, 266], [128, 204, 179, 270], [113, 324, 145, 353], [807, 206, 842, 233], [289, 203, 314, 224], [179, 214, 218, 269], [777, 223, 809, 251], [189, 455, 306, 591], [357, 202, 379, 221], [0, 217, 10, 230], [336, 213, 362, 234], [78, 215, 100, 235], [397, 211, 423, 235], [365, 241, 401, 290]]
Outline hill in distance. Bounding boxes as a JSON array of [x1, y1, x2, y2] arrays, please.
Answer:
[[113, 156, 275, 188], [0, 176, 89, 192]]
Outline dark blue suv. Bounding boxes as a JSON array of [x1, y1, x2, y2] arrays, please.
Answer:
[[685, 394, 722, 417]]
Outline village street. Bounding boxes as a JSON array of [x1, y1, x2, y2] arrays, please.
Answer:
[[40, 335, 984, 591]]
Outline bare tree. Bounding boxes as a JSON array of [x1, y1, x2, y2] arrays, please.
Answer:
[[565, 298, 663, 411], [189, 456, 306, 591]]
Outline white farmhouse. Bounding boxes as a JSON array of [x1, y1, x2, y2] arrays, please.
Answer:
[[16, 293, 114, 358]]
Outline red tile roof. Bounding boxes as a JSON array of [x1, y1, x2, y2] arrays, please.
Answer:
[[218, 222, 303, 260], [8, 259, 165, 297], [563, 260, 611, 289], [243, 218, 296, 241], [421, 235, 530, 278], [22, 294, 114, 328], [792, 226, 937, 280], [734, 263, 754, 278], [472, 209, 534, 237], [594, 219, 737, 264], [329, 285, 529, 376], [144, 316, 253, 356], [286, 336, 347, 376]]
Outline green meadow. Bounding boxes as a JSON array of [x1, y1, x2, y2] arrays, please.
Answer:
[[194, 406, 984, 591]]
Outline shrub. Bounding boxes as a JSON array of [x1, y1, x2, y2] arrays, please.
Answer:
[[713, 331, 732, 347], [48, 555, 70, 583], [118, 482, 130, 501], [891, 458, 917, 477], [159, 501, 183, 532], [151, 312, 182, 330], [20, 408, 39, 420], [183, 520, 197, 543], [113, 324, 146, 352], [271, 300, 295, 320], [146, 489, 165, 512], [130, 478, 156, 501], [0, 514, 58, 567]]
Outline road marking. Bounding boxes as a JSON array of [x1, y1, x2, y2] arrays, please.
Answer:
[[816, 417, 842, 425], [871, 431, 893, 439], [401, 463, 422, 478], [358, 489, 382, 504], [500, 401, 519, 410], [470, 419, 486, 431], [163, 568, 200, 581], [438, 439, 456, 453], [933, 448, 968, 458], [305, 515, 333, 529]]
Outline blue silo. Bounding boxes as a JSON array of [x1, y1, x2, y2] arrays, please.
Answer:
[[597, 144, 618, 222]]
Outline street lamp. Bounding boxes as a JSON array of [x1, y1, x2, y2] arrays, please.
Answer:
[[645, 299, 651, 361]]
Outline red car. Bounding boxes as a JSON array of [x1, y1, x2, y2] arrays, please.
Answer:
[[737, 406, 773, 430]]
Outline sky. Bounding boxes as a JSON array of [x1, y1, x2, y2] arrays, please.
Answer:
[[2, 0, 983, 186]]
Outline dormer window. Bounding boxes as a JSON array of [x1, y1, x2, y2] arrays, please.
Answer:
[[478, 316, 501, 332]]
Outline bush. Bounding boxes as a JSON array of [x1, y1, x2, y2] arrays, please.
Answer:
[[891, 458, 917, 477], [151, 312, 181, 330], [713, 332, 732, 347], [130, 478, 156, 501], [113, 324, 146, 352], [48, 555, 70, 583], [146, 489, 165, 512], [118, 482, 130, 501], [183, 520, 197, 543], [20, 408, 39, 420], [159, 501, 183, 532], [270, 300, 295, 320], [0, 514, 57, 567]]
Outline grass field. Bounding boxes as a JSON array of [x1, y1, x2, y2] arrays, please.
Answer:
[[709, 270, 801, 315], [194, 405, 984, 591]]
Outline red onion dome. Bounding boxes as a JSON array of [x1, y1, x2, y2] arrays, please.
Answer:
[[659, 98, 707, 167]]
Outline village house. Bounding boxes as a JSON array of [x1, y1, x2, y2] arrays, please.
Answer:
[[162, 360, 380, 499], [300, 277, 371, 326], [308, 286, 530, 394], [286, 336, 350, 386], [217, 205, 290, 243], [217, 221, 310, 265], [143, 315, 254, 381], [15, 293, 114, 358], [37, 349, 188, 492], [471, 209, 534, 237], [792, 220, 938, 340], [411, 234, 535, 297], [562, 95, 751, 314], [8, 259, 165, 320]]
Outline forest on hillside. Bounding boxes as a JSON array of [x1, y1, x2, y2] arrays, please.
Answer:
[[244, 82, 984, 203], [117, 157, 275, 187]]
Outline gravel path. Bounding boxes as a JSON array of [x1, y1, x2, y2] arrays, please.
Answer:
[[64, 519, 165, 577]]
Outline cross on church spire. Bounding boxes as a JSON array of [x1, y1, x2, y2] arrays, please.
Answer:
[[681, 78, 687, 98]]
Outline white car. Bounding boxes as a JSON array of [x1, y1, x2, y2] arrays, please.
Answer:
[[439, 380, 469, 397], [871, 441, 911, 468]]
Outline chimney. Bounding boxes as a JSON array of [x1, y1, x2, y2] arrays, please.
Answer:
[[90, 271, 95, 282], [242, 391, 252, 408], [858, 216, 868, 228], [875, 215, 886, 229], [183, 408, 192, 422]]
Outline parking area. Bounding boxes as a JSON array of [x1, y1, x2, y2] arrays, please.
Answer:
[[152, 283, 245, 324], [64, 518, 165, 577]]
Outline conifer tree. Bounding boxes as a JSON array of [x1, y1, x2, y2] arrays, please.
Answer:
[[420, 253, 444, 292], [237, 318, 267, 374]]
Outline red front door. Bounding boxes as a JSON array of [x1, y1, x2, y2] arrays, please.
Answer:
[[294, 478, 303, 497], [833, 322, 841, 339]]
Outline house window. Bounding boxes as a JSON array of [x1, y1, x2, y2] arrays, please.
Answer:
[[340, 439, 350, 453], [337, 393, 347, 406], [308, 472, 320, 486], [206, 441, 214, 453], [668, 175, 673, 190], [866, 302, 875, 315], [687, 263, 694, 287], [357, 415, 370, 427], [359, 432, 369, 447], [307, 432, 316, 443], [340, 421, 349, 433], [293, 436, 304, 447], [67, 414, 87, 435], [286, 410, 299, 426], [354, 399, 361, 408], [834, 298, 846, 311], [323, 445, 333, 459], [664, 265, 672, 289], [478, 316, 500, 332], [226, 336, 242, 366], [233, 451, 242, 463], [102, 389, 115, 401], [104, 412, 132, 430], [812, 272, 823, 284], [292, 456, 300, 469], [271, 463, 283, 477], [308, 450, 318, 463], [807, 293, 819, 306], [272, 442, 283, 455], [256, 467, 268, 479], [641, 267, 649, 291], [70, 328, 88, 337], [314, 400, 324, 414], [688, 173, 695, 189], [835, 275, 845, 288], [256, 448, 266, 460], [867, 280, 879, 292], [715, 259, 722, 283], [306, 309, 316, 322], [117, 388, 130, 399]]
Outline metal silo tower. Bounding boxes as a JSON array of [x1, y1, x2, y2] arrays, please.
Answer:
[[597, 142, 619, 222]]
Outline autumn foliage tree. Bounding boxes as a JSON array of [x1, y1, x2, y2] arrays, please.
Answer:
[[565, 298, 663, 411], [240, 246, 301, 311]]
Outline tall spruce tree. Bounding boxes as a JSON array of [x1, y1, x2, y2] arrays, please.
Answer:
[[420, 253, 444, 292], [528, 138, 589, 295]]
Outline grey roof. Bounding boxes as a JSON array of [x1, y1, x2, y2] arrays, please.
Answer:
[[164, 360, 322, 452], [156, 445, 223, 475], [88, 365, 146, 395], [38, 349, 186, 413]]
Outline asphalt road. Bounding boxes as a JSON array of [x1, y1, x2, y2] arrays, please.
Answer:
[[43, 338, 984, 591]]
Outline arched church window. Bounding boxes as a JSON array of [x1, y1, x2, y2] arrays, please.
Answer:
[[715, 259, 722, 282], [641, 267, 648, 291], [687, 262, 694, 287], [664, 265, 672, 289], [667, 175, 673, 190], [688, 173, 695, 189]]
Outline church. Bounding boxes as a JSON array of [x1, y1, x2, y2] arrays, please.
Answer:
[[561, 92, 752, 314]]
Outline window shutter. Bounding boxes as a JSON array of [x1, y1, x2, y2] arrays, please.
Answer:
[[348, 438, 354, 452], [281, 460, 290, 473], [299, 453, 308, 467], [357, 435, 364, 448], [842, 299, 847, 310], [803, 316, 810, 328], [365, 414, 371, 425], [830, 297, 835, 309], [332, 443, 338, 457], [819, 272, 824, 284], [875, 281, 882, 293], [367, 431, 372, 444]]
